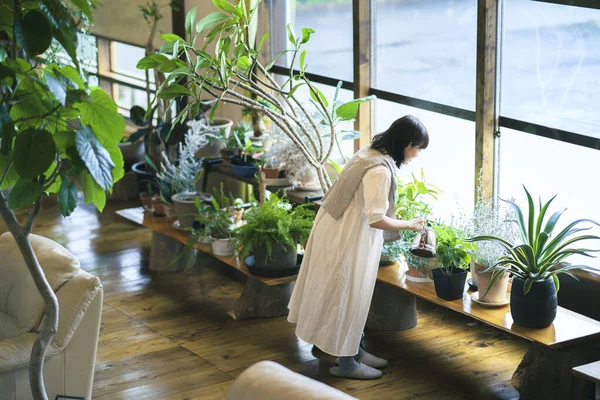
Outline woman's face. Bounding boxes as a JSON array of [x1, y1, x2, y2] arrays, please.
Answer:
[[403, 144, 423, 164]]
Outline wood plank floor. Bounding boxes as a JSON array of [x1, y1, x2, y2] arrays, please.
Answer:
[[1, 196, 529, 399]]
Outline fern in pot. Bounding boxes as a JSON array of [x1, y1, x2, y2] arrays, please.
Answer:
[[233, 194, 315, 277], [463, 171, 518, 303], [467, 187, 600, 328], [432, 224, 476, 300]]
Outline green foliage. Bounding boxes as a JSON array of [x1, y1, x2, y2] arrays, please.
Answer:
[[467, 186, 600, 295], [433, 224, 475, 275], [225, 121, 250, 150], [0, 0, 123, 214], [233, 194, 314, 259]]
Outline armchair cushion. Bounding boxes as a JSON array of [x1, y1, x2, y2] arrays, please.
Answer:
[[0, 333, 59, 374], [0, 232, 80, 338]]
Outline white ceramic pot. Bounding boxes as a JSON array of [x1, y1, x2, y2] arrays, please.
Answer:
[[211, 118, 233, 138], [473, 262, 510, 303], [211, 238, 234, 256]]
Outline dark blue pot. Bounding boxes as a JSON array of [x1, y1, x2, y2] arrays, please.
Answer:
[[510, 277, 557, 328], [230, 156, 258, 177], [432, 268, 467, 301]]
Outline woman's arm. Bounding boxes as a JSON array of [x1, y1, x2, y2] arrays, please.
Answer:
[[370, 216, 425, 232]]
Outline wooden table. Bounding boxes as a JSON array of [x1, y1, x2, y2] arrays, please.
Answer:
[[116, 207, 296, 320], [372, 262, 600, 400], [573, 360, 600, 399]]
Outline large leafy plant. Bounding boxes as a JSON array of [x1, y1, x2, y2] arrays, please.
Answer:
[[136, 0, 374, 193], [433, 224, 476, 276], [467, 187, 600, 295], [0, 1, 123, 398], [233, 194, 314, 259]]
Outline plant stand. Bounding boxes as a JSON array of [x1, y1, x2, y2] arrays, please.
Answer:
[[149, 232, 197, 272], [227, 278, 295, 320], [512, 342, 599, 400], [366, 281, 417, 331]]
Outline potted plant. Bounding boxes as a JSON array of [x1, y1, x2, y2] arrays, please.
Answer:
[[230, 139, 260, 178], [233, 194, 315, 277], [189, 119, 229, 159], [221, 122, 250, 166], [195, 199, 236, 256], [381, 170, 441, 281], [432, 224, 476, 301], [467, 187, 600, 328], [462, 171, 518, 303]]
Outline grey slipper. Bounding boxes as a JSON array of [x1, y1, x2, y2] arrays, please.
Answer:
[[329, 363, 383, 380], [335, 350, 389, 369]]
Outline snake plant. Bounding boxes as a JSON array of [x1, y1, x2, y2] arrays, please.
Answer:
[[467, 186, 600, 295]]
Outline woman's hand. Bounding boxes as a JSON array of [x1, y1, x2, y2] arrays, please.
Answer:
[[408, 217, 425, 232]]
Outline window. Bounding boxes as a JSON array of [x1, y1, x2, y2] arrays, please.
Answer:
[[500, 0, 600, 138], [374, 0, 477, 110], [47, 33, 98, 86], [270, 0, 353, 81], [375, 99, 475, 222], [111, 42, 153, 83], [499, 128, 600, 270]]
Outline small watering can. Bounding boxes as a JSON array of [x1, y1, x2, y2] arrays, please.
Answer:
[[410, 224, 436, 258]]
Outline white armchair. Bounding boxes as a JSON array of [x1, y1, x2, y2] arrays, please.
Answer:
[[0, 232, 103, 400]]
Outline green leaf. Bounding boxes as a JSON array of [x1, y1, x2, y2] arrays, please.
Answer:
[[299, 48, 307, 70], [15, 11, 53, 56], [69, 0, 93, 23], [309, 86, 328, 108], [287, 82, 305, 98], [105, 143, 124, 184], [44, 73, 67, 106], [159, 83, 191, 100], [7, 179, 42, 209], [74, 88, 125, 144], [43, 161, 61, 193], [185, 5, 197, 40], [53, 130, 75, 153], [0, 155, 19, 189], [157, 59, 187, 73], [301, 28, 315, 44], [75, 126, 115, 190], [212, 0, 242, 17], [40, 0, 79, 69], [237, 55, 251, 70], [128, 127, 151, 143], [161, 33, 185, 43], [0, 103, 15, 156], [0, 1, 14, 39], [136, 54, 169, 70], [58, 176, 77, 216], [57, 65, 84, 90], [14, 128, 56, 179], [130, 105, 147, 126], [80, 170, 106, 212], [286, 24, 296, 46], [335, 102, 358, 121], [196, 12, 229, 34]]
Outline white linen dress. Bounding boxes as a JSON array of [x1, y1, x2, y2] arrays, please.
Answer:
[[287, 163, 395, 357]]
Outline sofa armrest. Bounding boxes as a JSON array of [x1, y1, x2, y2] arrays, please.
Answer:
[[0, 333, 59, 373], [51, 271, 102, 352], [225, 361, 357, 400]]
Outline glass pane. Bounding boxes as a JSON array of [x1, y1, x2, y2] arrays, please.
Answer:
[[501, 1, 600, 138], [111, 42, 149, 82], [499, 129, 600, 270], [46, 33, 98, 74], [374, 0, 477, 110], [113, 84, 149, 115], [375, 99, 475, 221], [270, 0, 353, 81]]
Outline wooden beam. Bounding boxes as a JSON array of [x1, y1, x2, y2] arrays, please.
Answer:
[[172, 0, 187, 112], [353, 0, 373, 152], [475, 0, 498, 202]]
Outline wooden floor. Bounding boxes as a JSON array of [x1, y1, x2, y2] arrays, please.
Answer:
[[2, 197, 530, 399]]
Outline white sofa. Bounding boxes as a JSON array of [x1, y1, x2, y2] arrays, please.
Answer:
[[225, 361, 357, 400], [0, 232, 103, 400]]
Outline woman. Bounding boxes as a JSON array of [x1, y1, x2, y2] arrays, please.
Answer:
[[287, 115, 429, 380]]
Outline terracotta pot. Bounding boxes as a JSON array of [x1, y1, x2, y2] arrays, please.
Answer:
[[405, 255, 435, 283], [473, 262, 510, 303], [152, 195, 166, 216], [163, 203, 177, 221], [139, 192, 154, 212], [263, 167, 280, 179]]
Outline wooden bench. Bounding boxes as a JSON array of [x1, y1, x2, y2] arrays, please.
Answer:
[[116, 207, 296, 320], [372, 262, 600, 400], [573, 360, 600, 399]]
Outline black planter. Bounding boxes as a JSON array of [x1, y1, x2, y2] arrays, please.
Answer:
[[132, 161, 156, 194], [246, 251, 303, 278], [254, 241, 298, 270], [510, 277, 557, 328], [432, 268, 468, 301]]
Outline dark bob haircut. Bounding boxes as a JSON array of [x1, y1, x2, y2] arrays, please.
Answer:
[[370, 115, 429, 168]]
